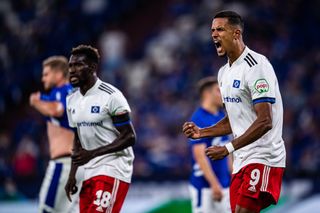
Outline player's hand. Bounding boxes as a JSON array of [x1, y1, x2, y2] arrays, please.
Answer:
[[72, 148, 94, 166], [205, 145, 228, 160], [212, 185, 223, 202], [182, 122, 201, 139], [29, 91, 41, 106], [65, 176, 78, 202]]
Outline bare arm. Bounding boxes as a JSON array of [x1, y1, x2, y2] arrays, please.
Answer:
[[200, 115, 233, 138], [232, 102, 272, 150], [65, 131, 82, 202], [93, 122, 136, 156], [183, 115, 232, 139], [29, 92, 64, 117], [206, 102, 273, 160], [71, 112, 136, 166], [193, 144, 223, 201]]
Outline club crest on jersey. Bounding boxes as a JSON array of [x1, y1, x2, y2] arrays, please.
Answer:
[[233, 80, 240, 88], [254, 79, 269, 93], [91, 106, 100, 113]]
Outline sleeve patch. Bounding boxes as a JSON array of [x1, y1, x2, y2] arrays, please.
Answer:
[[254, 79, 269, 93]]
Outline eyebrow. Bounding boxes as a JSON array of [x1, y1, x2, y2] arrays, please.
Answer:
[[211, 26, 225, 31]]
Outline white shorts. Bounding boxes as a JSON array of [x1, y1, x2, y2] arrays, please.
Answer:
[[189, 184, 231, 213], [39, 157, 83, 213]]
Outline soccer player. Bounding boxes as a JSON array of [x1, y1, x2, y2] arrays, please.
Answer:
[[189, 77, 231, 213], [183, 11, 286, 213], [29, 56, 79, 212], [65, 45, 136, 213]]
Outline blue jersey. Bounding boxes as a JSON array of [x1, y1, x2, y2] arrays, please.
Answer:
[[40, 84, 73, 130], [189, 107, 230, 189]]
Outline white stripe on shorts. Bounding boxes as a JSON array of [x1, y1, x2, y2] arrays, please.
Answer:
[[107, 178, 119, 213], [261, 166, 270, 192]]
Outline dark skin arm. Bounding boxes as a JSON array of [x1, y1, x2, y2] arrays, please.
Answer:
[[182, 115, 233, 139], [71, 112, 136, 166], [65, 131, 82, 202], [205, 102, 273, 160]]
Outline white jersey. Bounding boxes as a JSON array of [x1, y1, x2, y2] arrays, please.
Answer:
[[66, 78, 134, 183], [218, 47, 286, 174]]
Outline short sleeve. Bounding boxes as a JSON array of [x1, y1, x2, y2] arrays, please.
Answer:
[[246, 57, 277, 105], [108, 92, 131, 116], [217, 68, 225, 104]]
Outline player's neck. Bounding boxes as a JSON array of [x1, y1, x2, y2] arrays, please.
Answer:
[[80, 76, 97, 95], [228, 41, 245, 65], [202, 102, 218, 114], [56, 78, 68, 87]]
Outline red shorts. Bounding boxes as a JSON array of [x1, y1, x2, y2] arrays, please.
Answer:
[[80, 175, 130, 213], [230, 163, 284, 213]]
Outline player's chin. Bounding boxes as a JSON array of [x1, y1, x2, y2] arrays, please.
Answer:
[[70, 79, 80, 87], [43, 85, 49, 91], [216, 50, 226, 57], [71, 82, 81, 88]]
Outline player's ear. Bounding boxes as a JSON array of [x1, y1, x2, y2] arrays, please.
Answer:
[[89, 63, 97, 73], [234, 29, 241, 40]]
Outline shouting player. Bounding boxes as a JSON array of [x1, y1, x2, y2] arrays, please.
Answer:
[[65, 45, 136, 213], [189, 77, 231, 213], [29, 56, 79, 212], [183, 11, 286, 213]]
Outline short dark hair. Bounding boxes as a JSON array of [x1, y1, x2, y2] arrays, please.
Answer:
[[42, 56, 69, 77], [214, 10, 244, 31], [197, 76, 218, 96], [71, 44, 100, 64]]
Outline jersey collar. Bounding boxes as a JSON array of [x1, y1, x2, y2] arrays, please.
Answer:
[[228, 46, 250, 67], [83, 78, 101, 96]]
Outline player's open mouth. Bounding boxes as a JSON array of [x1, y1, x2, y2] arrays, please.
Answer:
[[214, 41, 222, 49], [70, 76, 78, 83]]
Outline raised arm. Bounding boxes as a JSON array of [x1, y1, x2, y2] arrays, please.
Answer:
[[183, 115, 232, 139], [92, 112, 136, 156], [71, 112, 136, 166], [230, 102, 272, 150], [206, 102, 272, 160], [29, 91, 64, 117]]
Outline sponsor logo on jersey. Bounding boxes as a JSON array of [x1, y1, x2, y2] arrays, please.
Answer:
[[254, 79, 269, 93], [91, 106, 100, 113], [224, 96, 242, 103], [233, 80, 240, 88], [77, 121, 103, 127]]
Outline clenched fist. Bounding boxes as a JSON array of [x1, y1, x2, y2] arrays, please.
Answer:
[[182, 122, 201, 139], [205, 145, 229, 160]]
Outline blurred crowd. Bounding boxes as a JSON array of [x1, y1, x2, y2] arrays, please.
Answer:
[[0, 0, 319, 199]]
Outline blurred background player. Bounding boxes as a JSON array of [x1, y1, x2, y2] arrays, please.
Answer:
[[65, 45, 136, 213], [188, 76, 231, 213], [183, 11, 286, 213], [29, 56, 79, 212]]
